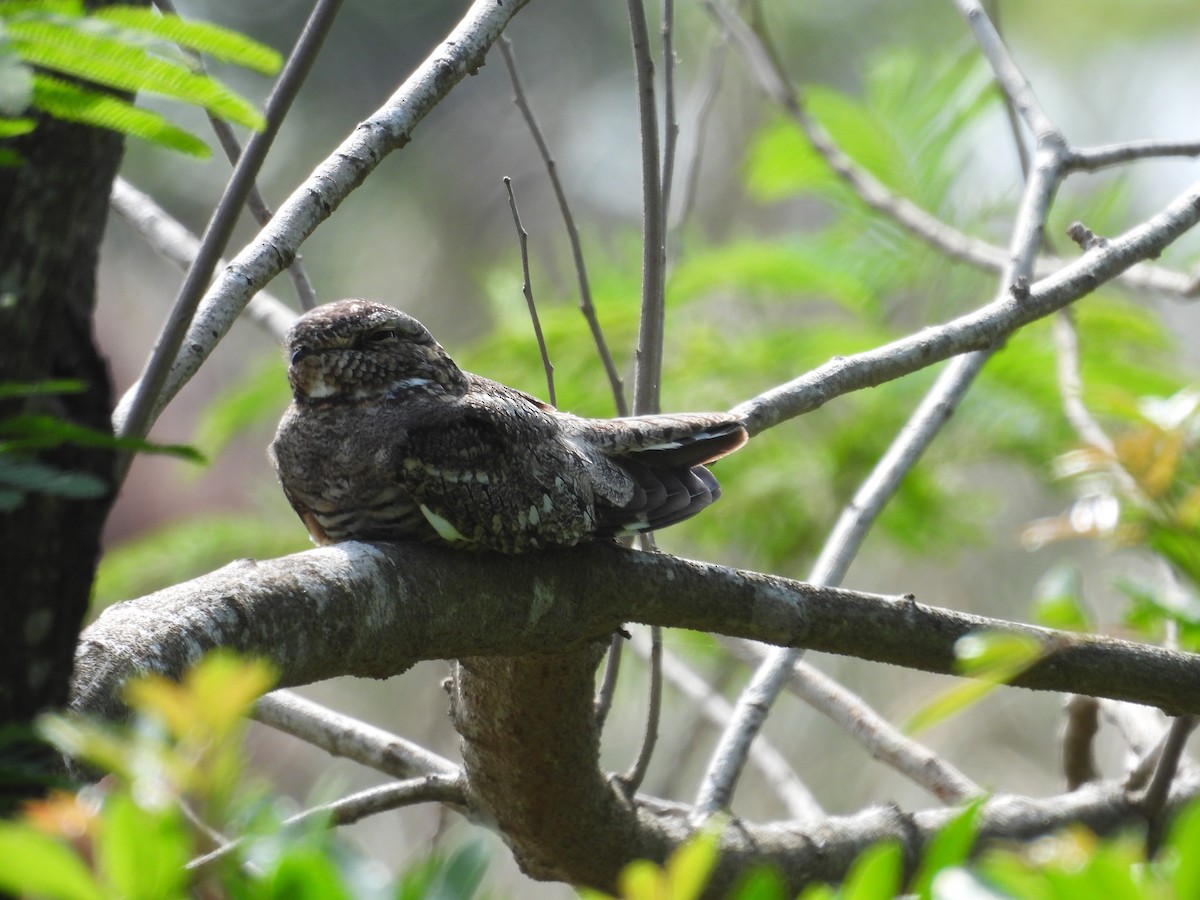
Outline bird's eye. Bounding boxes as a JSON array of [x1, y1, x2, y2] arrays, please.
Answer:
[[364, 329, 398, 344]]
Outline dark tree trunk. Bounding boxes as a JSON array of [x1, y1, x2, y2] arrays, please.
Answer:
[[0, 102, 125, 804]]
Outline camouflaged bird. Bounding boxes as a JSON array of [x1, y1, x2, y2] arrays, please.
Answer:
[[269, 299, 748, 552]]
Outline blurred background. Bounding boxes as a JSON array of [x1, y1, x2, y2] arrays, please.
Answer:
[[92, 0, 1200, 894]]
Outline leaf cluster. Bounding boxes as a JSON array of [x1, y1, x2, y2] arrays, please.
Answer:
[[0, 652, 497, 900], [0, 0, 281, 162]]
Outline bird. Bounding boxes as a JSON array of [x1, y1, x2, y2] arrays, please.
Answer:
[[269, 299, 748, 553]]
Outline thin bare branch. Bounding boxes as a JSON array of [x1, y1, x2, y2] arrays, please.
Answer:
[[186, 774, 464, 871], [706, 0, 1196, 302], [952, 0, 1060, 141], [1062, 694, 1101, 789], [674, 13, 735, 231], [1068, 139, 1200, 172], [593, 632, 625, 729], [631, 633, 821, 820], [1141, 714, 1198, 855], [503, 176, 556, 406], [115, 0, 344, 480], [732, 175, 1200, 435], [723, 639, 980, 805], [255, 689, 459, 780], [109, 178, 296, 343], [111, 0, 533, 436], [497, 38, 628, 415], [659, 0, 679, 233], [152, 0, 320, 311], [627, 0, 667, 416], [698, 17, 1070, 811], [618, 625, 663, 794], [1052, 309, 1144, 499]]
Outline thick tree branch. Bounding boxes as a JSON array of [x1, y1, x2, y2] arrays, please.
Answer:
[[73, 542, 1200, 723], [72, 542, 1200, 893]]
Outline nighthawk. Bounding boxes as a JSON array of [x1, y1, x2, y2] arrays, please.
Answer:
[[270, 299, 748, 552]]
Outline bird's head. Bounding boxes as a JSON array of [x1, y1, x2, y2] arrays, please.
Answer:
[[283, 299, 466, 403]]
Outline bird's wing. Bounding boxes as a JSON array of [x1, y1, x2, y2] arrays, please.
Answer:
[[396, 404, 596, 551], [570, 413, 746, 537], [573, 413, 747, 467]]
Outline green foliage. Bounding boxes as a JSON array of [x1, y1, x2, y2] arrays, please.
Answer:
[[0, 380, 203, 512], [905, 632, 1045, 735], [0, 652, 495, 899], [0, 0, 281, 158], [579, 825, 726, 900], [395, 841, 490, 900]]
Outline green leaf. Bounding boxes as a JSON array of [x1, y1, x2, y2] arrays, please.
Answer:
[[730, 865, 788, 900], [906, 633, 1044, 734], [93, 6, 282, 75], [97, 793, 191, 900], [9, 18, 265, 129], [0, 410, 204, 460], [30, 74, 209, 156], [0, 822, 105, 900], [254, 845, 354, 900], [1031, 564, 1092, 632], [912, 798, 984, 900], [1168, 797, 1200, 899], [0, 455, 108, 507], [842, 841, 903, 900], [667, 239, 877, 316], [396, 841, 489, 900], [0, 378, 84, 399], [665, 827, 722, 900]]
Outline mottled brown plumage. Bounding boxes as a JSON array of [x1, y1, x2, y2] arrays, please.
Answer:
[[270, 299, 747, 552]]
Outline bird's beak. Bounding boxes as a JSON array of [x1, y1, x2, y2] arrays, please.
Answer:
[[290, 346, 313, 366]]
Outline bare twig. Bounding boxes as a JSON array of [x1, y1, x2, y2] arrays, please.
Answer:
[[723, 638, 980, 805], [1141, 714, 1198, 855], [695, 351, 989, 818], [953, 0, 1059, 141], [497, 38, 628, 415], [255, 689, 460, 780], [674, 12, 735, 231], [503, 176, 556, 406], [632, 633, 822, 820], [109, 178, 296, 343], [1062, 695, 1101, 789], [115, 0, 345, 479], [1068, 139, 1200, 172], [152, 0, 319, 311], [593, 632, 625, 729], [186, 774, 464, 871], [1052, 309, 1143, 498], [618, 623, 663, 795], [731, 174, 1200, 436], [659, 0, 679, 234], [626, 0, 667, 416]]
